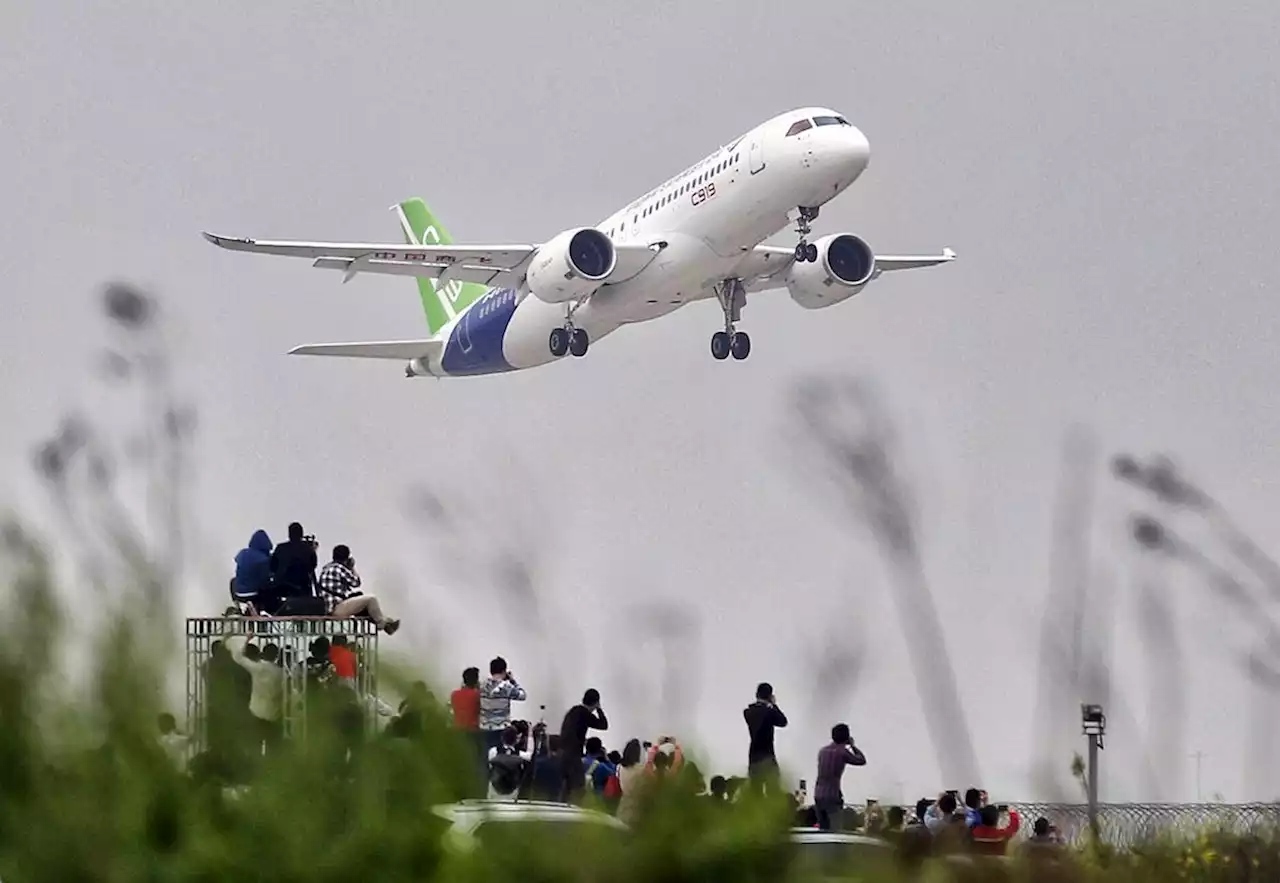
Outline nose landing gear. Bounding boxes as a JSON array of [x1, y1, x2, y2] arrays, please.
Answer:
[[793, 206, 821, 263]]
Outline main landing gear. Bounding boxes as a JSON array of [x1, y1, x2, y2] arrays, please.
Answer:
[[711, 278, 751, 361], [793, 205, 820, 263], [549, 302, 590, 358], [548, 326, 589, 357]]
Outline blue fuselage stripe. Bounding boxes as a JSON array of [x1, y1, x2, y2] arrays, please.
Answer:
[[440, 288, 519, 375]]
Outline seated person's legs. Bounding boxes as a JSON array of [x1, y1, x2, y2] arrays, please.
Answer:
[[332, 595, 400, 633]]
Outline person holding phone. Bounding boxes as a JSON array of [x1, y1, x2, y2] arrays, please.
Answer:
[[971, 803, 1021, 856], [812, 722, 867, 831], [744, 682, 788, 795]]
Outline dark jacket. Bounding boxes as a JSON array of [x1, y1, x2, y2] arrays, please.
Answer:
[[205, 650, 252, 733], [232, 530, 273, 596], [559, 705, 608, 758], [270, 539, 318, 597], [744, 700, 788, 766], [531, 753, 562, 800]]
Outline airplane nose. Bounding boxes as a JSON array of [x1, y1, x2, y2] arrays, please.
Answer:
[[843, 125, 871, 176]]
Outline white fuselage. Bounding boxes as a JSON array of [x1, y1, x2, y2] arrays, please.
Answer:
[[429, 106, 871, 376]]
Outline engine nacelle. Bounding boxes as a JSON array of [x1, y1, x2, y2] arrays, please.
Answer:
[[526, 227, 616, 304], [785, 233, 876, 309]]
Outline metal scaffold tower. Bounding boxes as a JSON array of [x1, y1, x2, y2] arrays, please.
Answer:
[[185, 615, 382, 754]]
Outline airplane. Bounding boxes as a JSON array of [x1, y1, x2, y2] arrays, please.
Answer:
[[203, 106, 956, 378]]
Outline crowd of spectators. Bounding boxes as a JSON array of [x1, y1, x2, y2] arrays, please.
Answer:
[[154, 526, 1067, 865], [439, 665, 1061, 859]]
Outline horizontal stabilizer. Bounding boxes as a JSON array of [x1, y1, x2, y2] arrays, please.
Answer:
[[287, 339, 442, 360]]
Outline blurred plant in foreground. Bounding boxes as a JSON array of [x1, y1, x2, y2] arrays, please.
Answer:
[[3, 285, 1280, 882], [784, 376, 979, 789]]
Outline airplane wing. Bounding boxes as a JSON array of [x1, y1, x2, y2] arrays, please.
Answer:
[[737, 244, 956, 293], [873, 248, 958, 272], [287, 339, 442, 360], [202, 232, 660, 286]]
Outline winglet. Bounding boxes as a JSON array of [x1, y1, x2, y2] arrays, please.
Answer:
[[203, 232, 256, 251], [942, 247, 957, 259]]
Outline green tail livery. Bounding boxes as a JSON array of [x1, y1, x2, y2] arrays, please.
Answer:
[[393, 198, 489, 337]]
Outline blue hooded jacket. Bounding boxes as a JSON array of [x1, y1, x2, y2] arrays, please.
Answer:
[[233, 529, 273, 596]]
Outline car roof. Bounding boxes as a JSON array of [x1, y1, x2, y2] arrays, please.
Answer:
[[788, 829, 894, 848], [432, 799, 628, 832]]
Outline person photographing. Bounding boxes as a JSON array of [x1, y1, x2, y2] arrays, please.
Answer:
[[558, 688, 608, 803], [813, 723, 867, 831], [744, 682, 788, 795]]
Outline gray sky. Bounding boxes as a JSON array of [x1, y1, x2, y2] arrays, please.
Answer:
[[4, 0, 1280, 804]]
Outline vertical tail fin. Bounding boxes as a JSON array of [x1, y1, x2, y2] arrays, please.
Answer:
[[391, 198, 489, 337]]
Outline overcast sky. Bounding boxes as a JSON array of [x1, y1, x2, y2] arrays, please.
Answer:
[[4, 1, 1280, 804]]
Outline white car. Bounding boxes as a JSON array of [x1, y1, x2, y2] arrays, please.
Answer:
[[788, 829, 897, 880], [432, 799, 629, 853]]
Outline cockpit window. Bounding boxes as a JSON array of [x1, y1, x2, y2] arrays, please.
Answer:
[[836, 116, 852, 125], [786, 119, 813, 137], [813, 116, 843, 127]]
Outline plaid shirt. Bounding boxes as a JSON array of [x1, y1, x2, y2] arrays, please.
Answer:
[[813, 741, 866, 804], [317, 560, 361, 609]]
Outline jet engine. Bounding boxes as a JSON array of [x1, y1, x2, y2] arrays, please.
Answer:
[[784, 233, 876, 309], [526, 227, 617, 304]]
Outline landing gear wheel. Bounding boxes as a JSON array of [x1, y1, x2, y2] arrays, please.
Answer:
[[795, 242, 809, 262], [569, 328, 590, 357], [710, 331, 731, 361], [805, 243, 818, 263], [549, 327, 570, 357], [730, 331, 751, 360]]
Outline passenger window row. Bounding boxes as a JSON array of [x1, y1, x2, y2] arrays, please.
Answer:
[[608, 151, 742, 236]]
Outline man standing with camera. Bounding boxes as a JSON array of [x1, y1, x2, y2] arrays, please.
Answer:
[[744, 682, 788, 795], [558, 688, 608, 803], [813, 723, 867, 831], [479, 657, 528, 756]]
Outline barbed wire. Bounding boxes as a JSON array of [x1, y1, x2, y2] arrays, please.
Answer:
[[1008, 802, 1280, 847]]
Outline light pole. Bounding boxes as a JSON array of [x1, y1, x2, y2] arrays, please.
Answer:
[[1082, 703, 1106, 838]]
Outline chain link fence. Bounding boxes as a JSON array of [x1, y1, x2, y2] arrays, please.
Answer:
[[1007, 803, 1280, 847]]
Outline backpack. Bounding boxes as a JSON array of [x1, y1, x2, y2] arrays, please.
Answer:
[[587, 759, 622, 800], [603, 772, 623, 800], [489, 749, 525, 795]]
